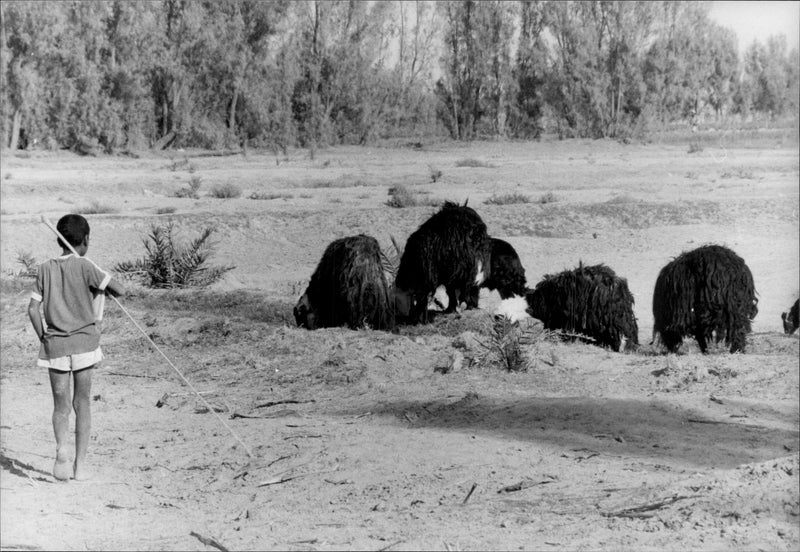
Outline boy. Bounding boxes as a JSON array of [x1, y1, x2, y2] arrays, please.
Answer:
[[27, 214, 125, 481]]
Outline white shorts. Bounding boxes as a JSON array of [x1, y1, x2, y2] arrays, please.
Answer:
[[38, 347, 103, 372]]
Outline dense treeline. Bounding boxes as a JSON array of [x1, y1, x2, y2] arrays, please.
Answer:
[[1, 0, 797, 152]]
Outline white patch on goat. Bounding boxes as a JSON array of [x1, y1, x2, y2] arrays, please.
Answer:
[[494, 295, 531, 323], [427, 285, 449, 312], [474, 261, 485, 286]]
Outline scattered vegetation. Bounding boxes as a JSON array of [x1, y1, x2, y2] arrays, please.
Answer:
[[76, 201, 119, 214], [455, 158, 495, 169], [249, 192, 293, 201], [720, 166, 756, 179], [155, 207, 176, 215], [175, 177, 202, 199], [484, 193, 531, 205], [209, 183, 242, 199], [114, 221, 234, 288]]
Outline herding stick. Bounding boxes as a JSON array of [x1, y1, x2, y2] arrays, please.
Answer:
[[41, 216, 254, 458]]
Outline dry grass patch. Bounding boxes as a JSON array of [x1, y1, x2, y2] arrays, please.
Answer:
[[76, 201, 118, 214], [485, 193, 531, 205], [209, 183, 242, 198]]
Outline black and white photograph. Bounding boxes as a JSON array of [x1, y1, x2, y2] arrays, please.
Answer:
[[1, 1, 798, 550]]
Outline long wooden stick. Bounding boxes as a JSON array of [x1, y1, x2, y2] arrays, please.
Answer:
[[41, 216, 253, 458]]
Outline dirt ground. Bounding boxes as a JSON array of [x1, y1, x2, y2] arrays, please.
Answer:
[[1, 135, 798, 551]]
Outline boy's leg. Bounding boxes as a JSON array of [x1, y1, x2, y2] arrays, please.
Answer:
[[72, 366, 94, 481], [48, 369, 73, 481]]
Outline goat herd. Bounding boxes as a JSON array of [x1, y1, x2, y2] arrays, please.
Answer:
[[293, 201, 800, 354]]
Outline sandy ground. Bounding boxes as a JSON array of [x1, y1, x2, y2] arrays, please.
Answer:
[[0, 136, 798, 551]]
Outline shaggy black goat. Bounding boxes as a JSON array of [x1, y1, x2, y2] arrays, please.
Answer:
[[652, 244, 757, 353], [294, 234, 393, 330], [525, 262, 639, 352], [394, 201, 491, 324], [465, 237, 527, 308], [782, 299, 799, 335]]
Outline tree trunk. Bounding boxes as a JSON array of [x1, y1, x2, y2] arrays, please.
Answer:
[[9, 109, 21, 151]]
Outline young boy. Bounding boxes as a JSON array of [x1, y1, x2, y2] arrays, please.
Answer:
[[27, 214, 125, 481]]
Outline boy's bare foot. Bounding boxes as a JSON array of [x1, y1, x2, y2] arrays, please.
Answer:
[[53, 449, 72, 481], [73, 461, 90, 481]]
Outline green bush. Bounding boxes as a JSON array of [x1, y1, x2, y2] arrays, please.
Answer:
[[115, 222, 235, 288]]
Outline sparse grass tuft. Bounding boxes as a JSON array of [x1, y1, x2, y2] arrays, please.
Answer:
[[155, 207, 176, 215], [76, 201, 118, 214], [249, 192, 293, 201], [114, 221, 235, 288], [175, 177, 202, 198], [386, 184, 418, 208], [429, 164, 443, 183], [485, 193, 531, 205], [209, 183, 242, 199], [687, 142, 703, 154], [537, 192, 559, 204], [720, 166, 756, 180], [455, 158, 495, 168]]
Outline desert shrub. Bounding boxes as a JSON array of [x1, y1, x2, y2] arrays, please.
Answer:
[[537, 192, 559, 204], [76, 201, 118, 214], [429, 164, 443, 182], [209, 183, 242, 199], [155, 207, 176, 215], [175, 177, 202, 199], [114, 221, 235, 288], [14, 250, 38, 278], [687, 142, 703, 154], [455, 158, 495, 168], [485, 193, 531, 205], [386, 184, 418, 208], [475, 316, 534, 372]]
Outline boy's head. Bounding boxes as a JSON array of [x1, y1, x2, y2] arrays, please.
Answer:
[[56, 214, 90, 252]]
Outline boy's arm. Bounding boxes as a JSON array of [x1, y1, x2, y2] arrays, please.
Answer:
[[27, 298, 45, 342], [104, 277, 126, 298]]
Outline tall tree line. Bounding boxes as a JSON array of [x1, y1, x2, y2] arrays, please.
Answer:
[[2, 0, 797, 151]]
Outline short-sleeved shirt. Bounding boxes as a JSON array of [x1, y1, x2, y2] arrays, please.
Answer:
[[31, 254, 111, 360]]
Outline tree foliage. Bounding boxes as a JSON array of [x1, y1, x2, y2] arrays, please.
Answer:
[[1, 0, 797, 150]]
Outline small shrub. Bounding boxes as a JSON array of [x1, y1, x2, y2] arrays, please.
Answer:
[[209, 183, 242, 199], [175, 177, 201, 199], [475, 317, 534, 372], [687, 142, 703, 154], [537, 192, 559, 204], [114, 221, 235, 288], [386, 184, 418, 208], [455, 158, 495, 168], [429, 164, 443, 183], [484, 193, 531, 206], [155, 207, 176, 215], [169, 157, 190, 172], [249, 192, 292, 200], [76, 201, 118, 214], [15, 250, 38, 278]]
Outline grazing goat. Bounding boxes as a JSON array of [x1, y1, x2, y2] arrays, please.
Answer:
[[652, 244, 757, 353], [294, 234, 393, 330]]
